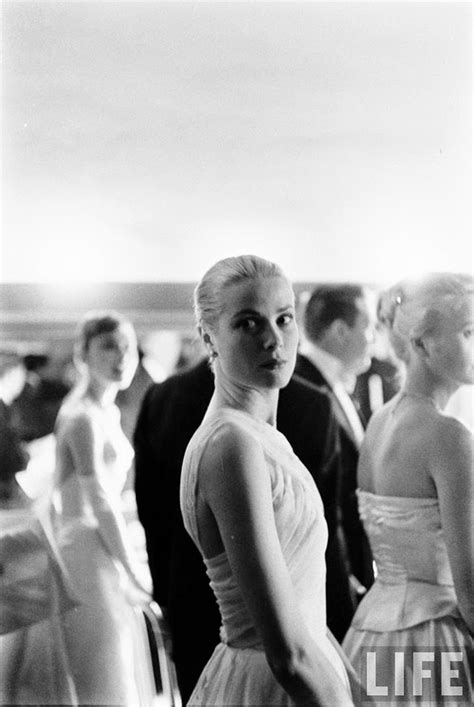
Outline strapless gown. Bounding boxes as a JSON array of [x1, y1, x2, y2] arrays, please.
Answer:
[[53, 399, 155, 705], [343, 491, 473, 706], [180, 408, 349, 706], [0, 504, 78, 705]]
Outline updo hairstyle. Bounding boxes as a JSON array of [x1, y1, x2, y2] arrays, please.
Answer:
[[378, 273, 473, 364], [74, 310, 136, 363], [194, 255, 289, 332]]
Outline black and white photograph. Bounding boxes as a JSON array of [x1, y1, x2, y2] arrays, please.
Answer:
[[1, 1, 472, 705]]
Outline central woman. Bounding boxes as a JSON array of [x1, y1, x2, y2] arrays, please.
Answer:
[[180, 255, 358, 706]]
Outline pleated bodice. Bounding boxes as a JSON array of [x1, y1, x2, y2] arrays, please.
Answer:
[[180, 408, 329, 648], [351, 490, 461, 632]]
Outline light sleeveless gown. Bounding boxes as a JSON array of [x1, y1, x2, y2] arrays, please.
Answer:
[[343, 491, 473, 706], [180, 408, 349, 706], [53, 398, 154, 705]]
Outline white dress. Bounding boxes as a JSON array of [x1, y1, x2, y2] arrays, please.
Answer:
[[0, 503, 78, 705], [53, 397, 154, 706], [180, 408, 350, 706], [343, 491, 473, 706]]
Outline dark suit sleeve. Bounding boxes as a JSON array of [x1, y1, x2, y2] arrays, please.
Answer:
[[133, 384, 172, 607], [338, 426, 374, 590], [308, 396, 358, 642], [0, 403, 29, 476]]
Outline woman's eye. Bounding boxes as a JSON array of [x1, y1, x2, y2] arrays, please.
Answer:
[[237, 318, 258, 330], [279, 313, 294, 326]]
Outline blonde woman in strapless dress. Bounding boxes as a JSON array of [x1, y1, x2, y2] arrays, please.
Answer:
[[343, 273, 474, 706], [180, 255, 363, 706]]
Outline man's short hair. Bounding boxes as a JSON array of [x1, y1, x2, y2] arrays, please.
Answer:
[[304, 284, 365, 343]]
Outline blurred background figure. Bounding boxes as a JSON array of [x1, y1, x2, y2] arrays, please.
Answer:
[[296, 284, 377, 595], [0, 352, 29, 481], [50, 311, 155, 705], [11, 354, 72, 443], [0, 352, 78, 705], [353, 292, 402, 422], [116, 347, 154, 443]]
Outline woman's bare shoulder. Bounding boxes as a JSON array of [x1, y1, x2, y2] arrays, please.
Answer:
[[432, 413, 473, 459], [202, 415, 262, 462], [56, 398, 97, 437], [198, 415, 266, 491]]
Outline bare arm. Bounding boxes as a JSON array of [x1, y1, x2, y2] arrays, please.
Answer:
[[65, 412, 150, 598], [326, 630, 374, 706], [199, 424, 353, 707], [431, 418, 473, 634]]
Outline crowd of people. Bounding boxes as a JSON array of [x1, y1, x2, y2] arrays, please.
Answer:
[[0, 255, 472, 706]]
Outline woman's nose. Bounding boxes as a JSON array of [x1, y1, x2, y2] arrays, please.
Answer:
[[262, 323, 282, 350]]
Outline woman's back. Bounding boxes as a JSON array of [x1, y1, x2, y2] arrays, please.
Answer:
[[358, 392, 461, 498]]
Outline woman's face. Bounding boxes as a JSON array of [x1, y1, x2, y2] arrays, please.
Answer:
[[210, 275, 298, 391], [423, 294, 474, 387], [84, 323, 138, 389]]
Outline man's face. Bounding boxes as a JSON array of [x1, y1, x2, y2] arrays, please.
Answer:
[[340, 296, 376, 375]]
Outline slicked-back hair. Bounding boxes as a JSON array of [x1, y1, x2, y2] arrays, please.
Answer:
[[194, 254, 289, 332], [304, 284, 365, 343]]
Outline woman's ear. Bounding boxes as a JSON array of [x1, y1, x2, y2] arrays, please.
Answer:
[[411, 336, 428, 358], [202, 331, 213, 347]]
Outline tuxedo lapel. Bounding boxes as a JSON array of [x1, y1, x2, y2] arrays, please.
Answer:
[[295, 354, 360, 449], [294, 354, 327, 388]]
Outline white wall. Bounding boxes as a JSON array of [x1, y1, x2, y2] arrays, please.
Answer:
[[2, 1, 472, 285]]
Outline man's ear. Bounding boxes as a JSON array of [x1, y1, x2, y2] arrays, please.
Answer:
[[329, 318, 349, 340]]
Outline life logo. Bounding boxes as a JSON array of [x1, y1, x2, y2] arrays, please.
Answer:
[[357, 645, 473, 704]]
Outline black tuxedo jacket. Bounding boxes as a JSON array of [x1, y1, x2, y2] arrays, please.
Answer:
[[354, 356, 400, 423], [134, 358, 355, 702], [294, 353, 375, 592]]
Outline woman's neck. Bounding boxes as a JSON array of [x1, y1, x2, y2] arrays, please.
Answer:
[[83, 379, 118, 408], [208, 374, 279, 425], [403, 366, 459, 411]]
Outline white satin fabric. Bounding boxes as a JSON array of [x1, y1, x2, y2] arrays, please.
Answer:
[[343, 491, 473, 706]]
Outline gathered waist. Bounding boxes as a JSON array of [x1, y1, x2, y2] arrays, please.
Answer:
[[376, 569, 455, 588], [351, 577, 461, 632], [223, 632, 264, 650]]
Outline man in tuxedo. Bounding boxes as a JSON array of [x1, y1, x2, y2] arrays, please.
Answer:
[[134, 357, 356, 702], [296, 284, 377, 594]]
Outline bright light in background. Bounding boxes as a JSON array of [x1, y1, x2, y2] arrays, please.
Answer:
[[1, 1, 471, 286], [2, 222, 472, 285]]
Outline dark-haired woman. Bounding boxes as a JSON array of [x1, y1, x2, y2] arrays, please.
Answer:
[[52, 312, 154, 705]]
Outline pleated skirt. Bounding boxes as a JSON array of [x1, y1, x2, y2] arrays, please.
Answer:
[[188, 633, 349, 707], [343, 616, 474, 706], [188, 643, 293, 707]]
